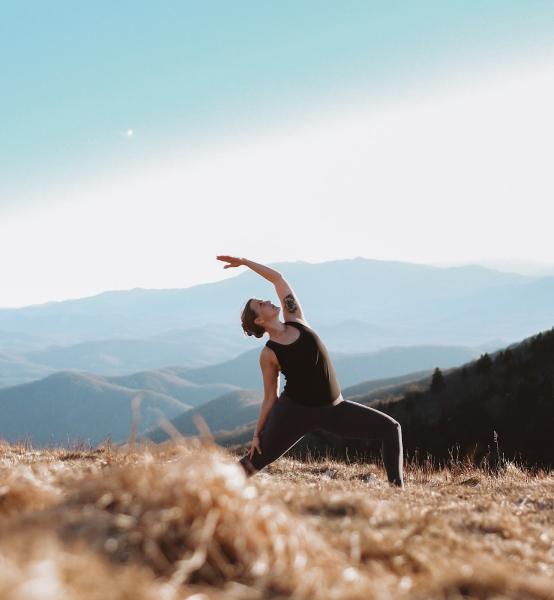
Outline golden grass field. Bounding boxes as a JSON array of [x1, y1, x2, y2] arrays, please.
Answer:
[[0, 435, 552, 600]]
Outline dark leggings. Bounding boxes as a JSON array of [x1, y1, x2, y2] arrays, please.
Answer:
[[238, 392, 404, 487]]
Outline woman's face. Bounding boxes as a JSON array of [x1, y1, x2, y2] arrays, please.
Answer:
[[253, 298, 279, 322]]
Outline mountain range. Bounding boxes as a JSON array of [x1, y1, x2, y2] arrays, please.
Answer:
[[2, 258, 553, 388], [1, 257, 552, 453], [0, 341, 481, 447]]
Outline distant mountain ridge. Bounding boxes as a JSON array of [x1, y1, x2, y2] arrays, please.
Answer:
[[0, 350, 54, 388], [0, 258, 541, 348], [23, 325, 251, 372]]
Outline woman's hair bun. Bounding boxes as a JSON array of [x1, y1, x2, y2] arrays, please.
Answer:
[[241, 298, 266, 339]]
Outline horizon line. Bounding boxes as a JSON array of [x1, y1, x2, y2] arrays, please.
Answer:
[[1, 255, 551, 310]]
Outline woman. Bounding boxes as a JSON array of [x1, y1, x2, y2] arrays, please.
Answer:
[[216, 255, 404, 488]]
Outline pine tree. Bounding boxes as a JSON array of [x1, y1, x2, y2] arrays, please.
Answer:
[[476, 352, 492, 373], [430, 367, 445, 393]]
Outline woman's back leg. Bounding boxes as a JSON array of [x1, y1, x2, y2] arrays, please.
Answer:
[[318, 400, 404, 487]]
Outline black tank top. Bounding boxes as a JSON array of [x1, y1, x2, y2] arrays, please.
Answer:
[[265, 321, 342, 406]]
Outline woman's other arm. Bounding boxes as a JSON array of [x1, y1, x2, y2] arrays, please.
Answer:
[[247, 348, 280, 459], [254, 348, 280, 435]]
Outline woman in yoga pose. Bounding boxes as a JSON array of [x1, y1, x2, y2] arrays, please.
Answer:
[[215, 255, 404, 488]]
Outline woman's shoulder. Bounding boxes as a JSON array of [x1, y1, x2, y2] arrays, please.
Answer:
[[285, 319, 312, 330]]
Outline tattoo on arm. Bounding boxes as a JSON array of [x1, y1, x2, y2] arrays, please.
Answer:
[[284, 293, 298, 313]]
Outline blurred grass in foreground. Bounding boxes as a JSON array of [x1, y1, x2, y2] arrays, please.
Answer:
[[0, 436, 552, 600]]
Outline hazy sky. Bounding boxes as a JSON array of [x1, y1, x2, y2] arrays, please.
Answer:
[[2, 2, 554, 307]]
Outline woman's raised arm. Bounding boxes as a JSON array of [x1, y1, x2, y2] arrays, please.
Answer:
[[216, 256, 282, 283]]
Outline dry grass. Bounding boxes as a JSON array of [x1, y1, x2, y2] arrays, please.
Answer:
[[0, 437, 552, 599]]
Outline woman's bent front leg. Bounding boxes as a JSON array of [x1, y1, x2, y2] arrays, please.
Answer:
[[320, 400, 404, 487], [238, 396, 311, 477]]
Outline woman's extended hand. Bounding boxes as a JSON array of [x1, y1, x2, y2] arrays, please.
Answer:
[[216, 255, 245, 269], [248, 434, 262, 460]]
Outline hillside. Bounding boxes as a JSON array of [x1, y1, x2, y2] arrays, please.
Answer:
[[341, 368, 433, 397], [376, 326, 554, 467], [106, 369, 239, 408], [0, 371, 191, 447], [0, 439, 552, 599], [143, 389, 262, 443]]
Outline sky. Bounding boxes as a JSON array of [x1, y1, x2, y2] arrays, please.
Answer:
[[1, 1, 554, 308]]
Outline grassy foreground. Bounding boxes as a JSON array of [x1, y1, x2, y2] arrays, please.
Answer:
[[0, 437, 552, 600]]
